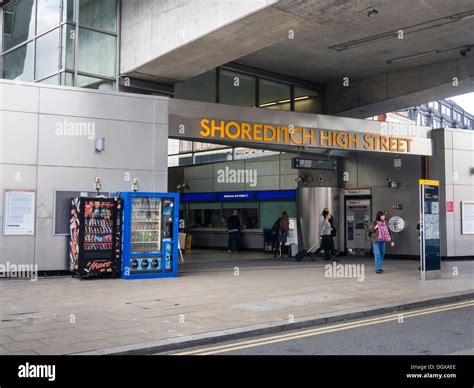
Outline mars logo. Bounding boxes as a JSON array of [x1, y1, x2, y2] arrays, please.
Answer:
[[86, 261, 112, 272]]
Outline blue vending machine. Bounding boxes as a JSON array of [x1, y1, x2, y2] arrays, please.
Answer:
[[119, 192, 179, 279]]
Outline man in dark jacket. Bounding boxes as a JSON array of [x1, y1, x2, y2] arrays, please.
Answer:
[[227, 209, 241, 253]]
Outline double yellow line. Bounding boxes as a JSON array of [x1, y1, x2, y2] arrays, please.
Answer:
[[175, 300, 474, 355]]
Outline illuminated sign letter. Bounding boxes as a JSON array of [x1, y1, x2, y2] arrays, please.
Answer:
[[200, 118, 211, 137]]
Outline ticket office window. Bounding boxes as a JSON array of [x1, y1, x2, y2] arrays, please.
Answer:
[[222, 202, 259, 229], [188, 203, 222, 228]]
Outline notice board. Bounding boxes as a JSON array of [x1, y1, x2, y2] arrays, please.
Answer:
[[461, 201, 474, 234], [3, 189, 36, 235]]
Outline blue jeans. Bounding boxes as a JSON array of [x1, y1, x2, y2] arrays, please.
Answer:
[[227, 232, 239, 251], [373, 241, 385, 270]]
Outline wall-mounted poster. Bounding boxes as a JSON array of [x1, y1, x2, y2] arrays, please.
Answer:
[[461, 201, 474, 235], [3, 190, 36, 235]]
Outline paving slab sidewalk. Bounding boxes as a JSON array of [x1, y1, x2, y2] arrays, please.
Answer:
[[0, 252, 472, 355]]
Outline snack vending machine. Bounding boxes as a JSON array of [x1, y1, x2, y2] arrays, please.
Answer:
[[120, 192, 179, 279], [69, 196, 123, 279]]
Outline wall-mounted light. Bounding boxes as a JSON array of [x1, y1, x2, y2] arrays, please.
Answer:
[[295, 175, 313, 186], [95, 137, 105, 152], [176, 181, 190, 192], [132, 178, 139, 192], [387, 44, 474, 64], [331, 10, 474, 52], [95, 177, 102, 194], [394, 157, 402, 169]]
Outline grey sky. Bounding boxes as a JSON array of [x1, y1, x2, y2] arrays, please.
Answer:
[[448, 92, 474, 115]]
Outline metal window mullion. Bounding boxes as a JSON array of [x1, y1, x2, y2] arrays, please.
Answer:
[[78, 24, 117, 37], [76, 70, 116, 81], [36, 71, 59, 82], [56, 21, 61, 80], [0, 7, 4, 53], [73, 0, 79, 86], [0, 7, 3, 74], [115, 0, 120, 91], [255, 75, 259, 108], [215, 67, 219, 103], [290, 84, 295, 112], [32, 0, 37, 81]]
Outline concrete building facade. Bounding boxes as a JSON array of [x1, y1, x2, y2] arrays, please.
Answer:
[[0, 1, 473, 271]]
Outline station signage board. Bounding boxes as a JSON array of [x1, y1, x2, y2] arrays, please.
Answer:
[[169, 99, 433, 156], [419, 179, 441, 281]]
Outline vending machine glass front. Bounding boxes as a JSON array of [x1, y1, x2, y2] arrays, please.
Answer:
[[131, 196, 162, 254], [83, 200, 115, 259]]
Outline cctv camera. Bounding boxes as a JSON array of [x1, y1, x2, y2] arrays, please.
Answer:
[[385, 177, 392, 182], [318, 175, 324, 182], [367, 8, 378, 17], [460, 46, 471, 57]]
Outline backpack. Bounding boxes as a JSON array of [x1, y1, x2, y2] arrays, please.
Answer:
[[271, 218, 281, 234]]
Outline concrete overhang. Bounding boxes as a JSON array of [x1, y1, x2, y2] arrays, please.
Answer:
[[121, 0, 474, 116], [120, 0, 316, 82]]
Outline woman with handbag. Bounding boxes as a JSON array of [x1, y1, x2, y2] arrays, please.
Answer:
[[367, 211, 395, 274]]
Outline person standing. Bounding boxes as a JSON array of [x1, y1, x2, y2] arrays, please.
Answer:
[[319, 210, 336, 261], [271, 211, 290, 257], [314, 208, 338, 261], [227, 209, 241, 253], [367, 211, 395, 274]]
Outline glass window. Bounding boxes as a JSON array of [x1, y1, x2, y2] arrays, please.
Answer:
[[189, 203, 222, 228], [60, 71, 74, 86], [3, 9, 15, 35], [38, 73, 59, 84], [174, 70, 216, 103], [168, 139, 181, 155], [219, 69, 255, 107], [234, 147, 278, 160], [77, 28, 116, 77], [294, 86, 322, 113], [222, 204, 259, 229], [3, 0, 36, 51], [61, 24, 75, 70], [62, 0, 76, 22], [194, 149, 232, 164], [192, 142, 227, 152], [179, 140, 194, 153], [259, 78, 291, 111], [260, 201, 296, 229], [35, 28, 59, 79], [76, 74, 115, 91], [37, 0, 60, 34], [79, 0, 117, 33], [2, 42, 34, 81], [168, 153, 193, 167]]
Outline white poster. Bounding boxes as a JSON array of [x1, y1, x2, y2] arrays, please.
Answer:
[[4, 190, 36, 235], [461, 201, 474, 235]]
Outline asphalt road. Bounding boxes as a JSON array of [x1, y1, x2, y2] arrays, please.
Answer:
[[171, 301, 474, 356]]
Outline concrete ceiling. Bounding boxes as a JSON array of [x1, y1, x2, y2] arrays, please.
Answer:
[[234, 0, 474, 84]]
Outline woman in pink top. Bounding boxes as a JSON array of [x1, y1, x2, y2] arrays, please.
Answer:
[[367, 211, 395, 274]]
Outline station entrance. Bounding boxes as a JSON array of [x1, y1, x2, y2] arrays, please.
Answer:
[[168, 98, 433, 260]]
